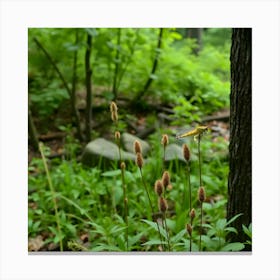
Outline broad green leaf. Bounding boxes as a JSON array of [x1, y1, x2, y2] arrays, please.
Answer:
[[221, 242, 245, 252]]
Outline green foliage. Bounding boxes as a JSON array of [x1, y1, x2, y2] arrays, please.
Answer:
[[242, 223, 252, 245], [28, 127, 246, 252], [29, 76, 69, 118], [28, 28, 230, 125], [27, 28, 242, 252]]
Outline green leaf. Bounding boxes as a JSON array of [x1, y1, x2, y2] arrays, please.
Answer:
[[114, 186, 123, 205], [226, 213, 243, 226], [128, 232, 144, 247], [85, 28, 98, 37], [221, 242, 245, 252], [141, 219, 167, 239], [216, 218, 227, 230], [203, 223, 213, 229], [101, 170, 122, 177], [65, 223, 77, 236], [171, 229, 186, 243], [141, 219, 158, 231], [124, 170, 136, 182], [242, 223, 252, 239], [224, 227, 238, 234], [91, 244, 122, 252], [142, 240, 167, 246]]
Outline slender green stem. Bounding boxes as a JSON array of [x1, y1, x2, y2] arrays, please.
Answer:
[[163, 213, 171, 251], [39, 143, 63, 251], [116, 138, 122, 162], [162, 146, 166, 171], [187, 162, 192, 214], [197, 135, 202, 186], [139, 168, 164, 250], [115, 135, 128, 251], [199, 201, 203, 251], [121, 164, 129, 251], [139, 168, 154, 212]]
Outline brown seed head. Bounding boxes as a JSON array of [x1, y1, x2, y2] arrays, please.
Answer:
[[198, 186, 206, 203], [120, 162, 126, 170], [110, 101, 118, 113], [135, 152, 144, 169], [133, 140, 142, 154], [190, 208, 196, 223], [111, 111, 118, 122], [161, 171, 170, 189], [115, 131, 121, 140], [183, 144, 190, 161], [161, 134, 169, 147], [186, 223, 192, 236], [158, 197, 168, 213], [154, 180, 164, 197]]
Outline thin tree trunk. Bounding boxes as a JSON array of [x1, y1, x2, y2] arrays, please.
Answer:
[[85, 32, 93, 142], [186, 28, 203, 55], [71, 29, 83, 141], [33, 37, 83, 141], [28, 108, 39, 151], [134, 28, 164, 101], [112, 28, 121, 100], [227, 28, 252, 250]]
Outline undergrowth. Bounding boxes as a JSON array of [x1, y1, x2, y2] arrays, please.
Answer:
[[28, 102, 251, 252]]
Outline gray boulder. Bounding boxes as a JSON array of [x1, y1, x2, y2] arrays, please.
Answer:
[[81, 138, 136, 167], [121, 132, 150, 156], [164, 144, 186, 162]]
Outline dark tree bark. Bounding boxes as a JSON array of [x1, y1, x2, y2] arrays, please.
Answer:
[[71, 29, 83, 141], [85, 32, 93, 142], [227, 28, 252, 250], [134, 28, 163, 101], [28, 108, 39, 151], [186, 28, 203, 55], [112, 28, 121, 100]]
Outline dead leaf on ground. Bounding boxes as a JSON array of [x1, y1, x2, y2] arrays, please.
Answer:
[[28, 235, 44, 251]]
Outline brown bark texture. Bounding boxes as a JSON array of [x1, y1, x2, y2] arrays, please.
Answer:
[[85, 33, 93, 142], [227, 28, 252, 249]]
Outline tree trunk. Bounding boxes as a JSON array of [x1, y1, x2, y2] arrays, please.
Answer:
[[134, 28, 163, 101], [71, 29, 83, 141], [28, 108, 39, 151], [186, 28, 203, 54], [112, 28, 121, 100], [85, 32, 93, 142], [227, 28, 252, 250]]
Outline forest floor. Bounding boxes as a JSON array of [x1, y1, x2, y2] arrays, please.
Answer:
[[28, 107, 230, 162]]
